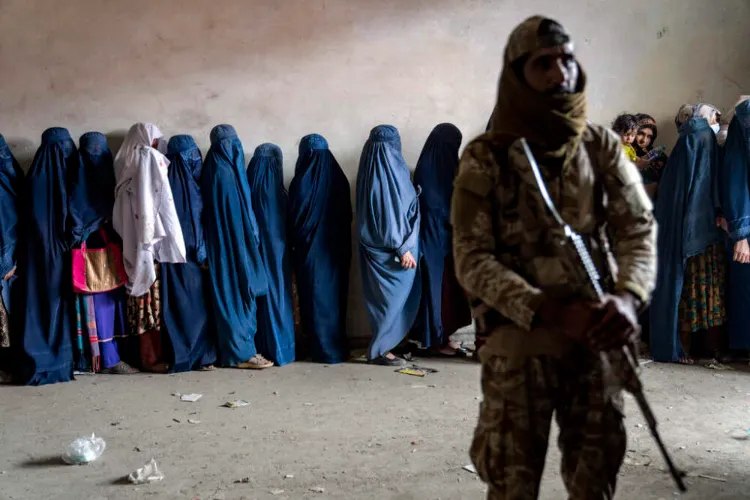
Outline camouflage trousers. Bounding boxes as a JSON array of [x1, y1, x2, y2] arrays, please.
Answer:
[[470, 349, 626, 500]]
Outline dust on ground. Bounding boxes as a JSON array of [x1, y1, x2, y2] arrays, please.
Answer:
[[0, 359, 748, 499]]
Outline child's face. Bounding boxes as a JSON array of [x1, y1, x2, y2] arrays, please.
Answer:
[[622, 129, 637, 145]]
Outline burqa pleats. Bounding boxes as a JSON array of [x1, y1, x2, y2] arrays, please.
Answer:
[[356, 125, 421, 360], [410, 124, 471, 350], [247, 144, 295, 366], [15, 128, 80, 385], [288, 134, 351, 364], [201, 125, 268, 366], [162, 135, 216, 372]]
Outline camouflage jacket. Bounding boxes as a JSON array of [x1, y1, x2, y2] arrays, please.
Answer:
[[451, 124, 657, 357]]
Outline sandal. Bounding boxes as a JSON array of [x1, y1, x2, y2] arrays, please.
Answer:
[[236, 355, 274, 370], [101, 361, 139, 375], [198, 364, 216, 372], [369, 354, 407, 367]]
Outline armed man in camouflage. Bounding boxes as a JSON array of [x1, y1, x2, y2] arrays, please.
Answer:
[[451, 17, 657, 499]]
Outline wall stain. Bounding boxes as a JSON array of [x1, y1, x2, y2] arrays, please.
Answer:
[[657, 26, 669, 39]]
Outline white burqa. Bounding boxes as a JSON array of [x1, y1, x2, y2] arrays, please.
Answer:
[[113, 123, 186, 297]]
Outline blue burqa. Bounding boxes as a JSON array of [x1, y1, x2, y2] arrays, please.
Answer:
[[288, 134, 351, 364], [357, 125, 421, 360], [69, 132, 116, 243], [410, 123, 471, 349], [247, 144, 295, 366], [15, 128, 81, 385], [719, 100, 750, 350], [202, 125, 268, 366], [162, 135, 216, 371], [650, 118, 723, 362], [0, 135, 23, 366]]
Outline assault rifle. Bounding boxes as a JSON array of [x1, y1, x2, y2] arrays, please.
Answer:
[[519, 138, 687, 492]]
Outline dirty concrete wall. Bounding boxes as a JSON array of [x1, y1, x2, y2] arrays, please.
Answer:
[[1, 0, 748, 342]]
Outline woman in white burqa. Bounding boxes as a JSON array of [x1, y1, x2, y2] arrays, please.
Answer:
[[113, 123, 186, 373]]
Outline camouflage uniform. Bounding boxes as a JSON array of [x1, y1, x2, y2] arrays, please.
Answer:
[[452, 125, 657, 499]]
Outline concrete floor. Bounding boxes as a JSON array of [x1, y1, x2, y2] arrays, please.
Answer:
[[1, 359, 749, 500]]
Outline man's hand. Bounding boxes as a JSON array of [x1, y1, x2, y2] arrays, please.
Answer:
[[3, 267, 15, 281], [586, 293, 640, 351], [400, 251, 417, 270], [535, 298, 601, 343], [734, 239, 750, 263]]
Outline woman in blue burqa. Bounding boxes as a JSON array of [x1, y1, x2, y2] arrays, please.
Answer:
[[202, 125, 272, 369], [650, 108, 727, 364], [719, 97, 750, 358], [0, 134, 22, 383], [247, 143, 295, 366], [69, 132, 137, 375], [409, 124, 471, 356], [288, 134, 351, 364], [357, 125, 421, 366], [161, 134, 217, 372], [14, 128, 81, 385]]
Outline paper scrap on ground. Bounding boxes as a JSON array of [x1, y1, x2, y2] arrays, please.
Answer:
[[223, 400, 250, 408], [187, 419, 201, 424], [397, 368, 426, 377], [180, 394, 202, 402], [127, 458, 165, 484], [463, 464, 477, 474], [310, 486, 326, 493]]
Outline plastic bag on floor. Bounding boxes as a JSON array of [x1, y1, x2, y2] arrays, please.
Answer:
[[62, 434, 106, 465], [128, 458, 165, 484]]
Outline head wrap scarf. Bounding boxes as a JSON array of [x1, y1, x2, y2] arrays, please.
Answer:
[[675, 104, 695, 130], [489, 16, 588, 166], [112, 122, 186, 297]]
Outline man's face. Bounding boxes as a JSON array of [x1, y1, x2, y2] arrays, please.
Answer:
[[522, 43, 579, 94], [636, 128, 654, 150]]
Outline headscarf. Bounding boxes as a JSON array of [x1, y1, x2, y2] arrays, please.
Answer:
[[489, 16, 588, 166], [356, 125, 421, 360], [69, 132, 115, 244], [247, 143, 295, 366], [675, 104, 695, 130], [719, 96, 750, 146], [693, 103, 721, 124], [0, 134, 23, 278], [112, 122, 186, 297]]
